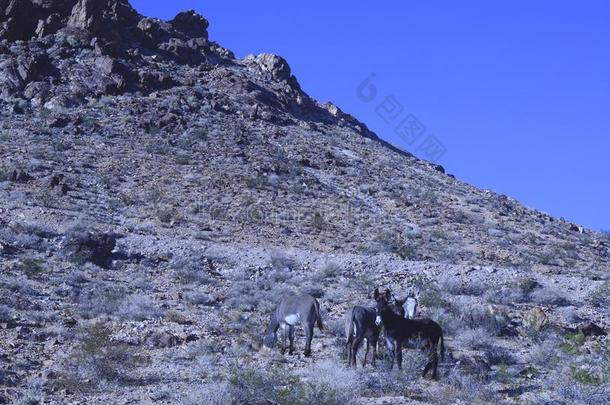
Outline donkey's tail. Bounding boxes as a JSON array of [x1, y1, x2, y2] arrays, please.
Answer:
[[345, 308, 354, 343], [314, 299, 324, 331], [440, 330, 445, 361]]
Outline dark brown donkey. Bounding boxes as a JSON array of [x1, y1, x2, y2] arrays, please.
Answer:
[[374, 288, 445, 379], [345, 299, 406, 368]]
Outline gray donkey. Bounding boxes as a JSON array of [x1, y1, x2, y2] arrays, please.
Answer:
[[263, 293, 323, 357], [403, 293, 418, 320], [345, 298, 406, 368]]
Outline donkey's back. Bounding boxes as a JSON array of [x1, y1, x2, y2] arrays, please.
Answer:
[[276, 294, 323, 330], [264, 293, 323, 357]]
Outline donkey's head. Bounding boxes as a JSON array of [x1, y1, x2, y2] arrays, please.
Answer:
[[373, 288, 392, 326]]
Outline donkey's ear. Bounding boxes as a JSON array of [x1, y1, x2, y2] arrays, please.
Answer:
[[384, 289, 392, 301], [373, 288, 380, 301]]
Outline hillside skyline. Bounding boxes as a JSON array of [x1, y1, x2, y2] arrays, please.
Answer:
[[132, 0, 610, 232]]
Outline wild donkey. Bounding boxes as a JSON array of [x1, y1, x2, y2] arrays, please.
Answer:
[[263, 293, 323, 357], [403, 292, 418, 319], [374, 288, 444, 379], [345, 299, 405, 368]]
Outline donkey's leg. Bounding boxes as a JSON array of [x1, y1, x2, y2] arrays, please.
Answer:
[[352, 336, 363, 367], [396, 341, 403, 371], [363, 338, 369, 367], [385, 337, 396, 370], [288, 325, 295, 355], [431, 344, 439, 379], [347, 340, 352, 367], [371, 337, 378, 367], [422, 345, 437, 378], [279, 325, 286, 354], [304, 322, 314, 357]]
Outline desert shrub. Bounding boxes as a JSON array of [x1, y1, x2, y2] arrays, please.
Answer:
[[300, 360, 361, 405], [164, 310, 191, 325], [225, 280, 280, 313], [429, 307, 462, 336], [245, 174, 268, 189], [59, 323, 149, 388], [589, 281, 610, 308], [454, 328, 493, 350], [325, 318, 345, 338], [418, 283, 450, 309], [458, 304, 509, 335], [528, 335, 562, 366], [66, 270, 90, 286], [229, 362, 360, 405], [79, 286, 162, 321], [519, 277, 541, 294], [373, 231, 416, 259], [0, 304, 13, 322], [185, 291, 216, 306], [318, 261, 341, 280], [12, 258, 45, 279], [438, 275, 486, 296], [171, 256, 213, 285], [155, 206, 182, 224], [561, 332, 586, 356], [174, 153, 191, 165], [531, 286, 570, 306], [229, 365, 307, 404], [269, 251, 298, 271], [570, 364, 602, 385], [177, 383, 232, 405], [78, 285, 127, 318], [117, 295, 163, 321], [434, 368, 494, 403], [311, 211, 326, 230], [483, 283, 527, 305], [483, 345, 516, 366]]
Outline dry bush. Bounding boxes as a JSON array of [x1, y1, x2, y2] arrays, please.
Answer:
[[228, 360, 361, 405], [438, 274, 486, 296], [530, 286, 570, 306], [55, 323, 150, 391], [269, 251, 298, 271], [117, 295, 163, 321], [589, 281, 610, 309]]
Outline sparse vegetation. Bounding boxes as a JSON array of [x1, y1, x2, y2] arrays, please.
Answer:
[[228, 361, 360, 405], [57, 323, 150, 391]]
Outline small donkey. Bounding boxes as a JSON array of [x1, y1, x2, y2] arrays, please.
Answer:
[[345, 299, 405, 368], [403, 292, 418, 320], [374, 288, 444, 379], [263, 293, 323, 357]]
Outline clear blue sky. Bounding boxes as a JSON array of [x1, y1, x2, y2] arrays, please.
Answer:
[[131, 1, 610, 231]]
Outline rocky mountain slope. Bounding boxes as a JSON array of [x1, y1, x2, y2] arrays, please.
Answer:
[[1, 1, 609, 404]]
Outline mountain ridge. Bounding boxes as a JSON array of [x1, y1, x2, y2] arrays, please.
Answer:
[[1, 1, 609, 403]]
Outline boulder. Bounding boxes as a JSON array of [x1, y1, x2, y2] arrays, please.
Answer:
[[68, 0, 138, 37], [61, 230, 117, 268], [1, 0, 37, 41], [170, 10, 208, 39], [35, 12, 63, 37]]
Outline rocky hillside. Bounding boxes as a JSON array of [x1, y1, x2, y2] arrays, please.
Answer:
[[1, 1, 609, 404]]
